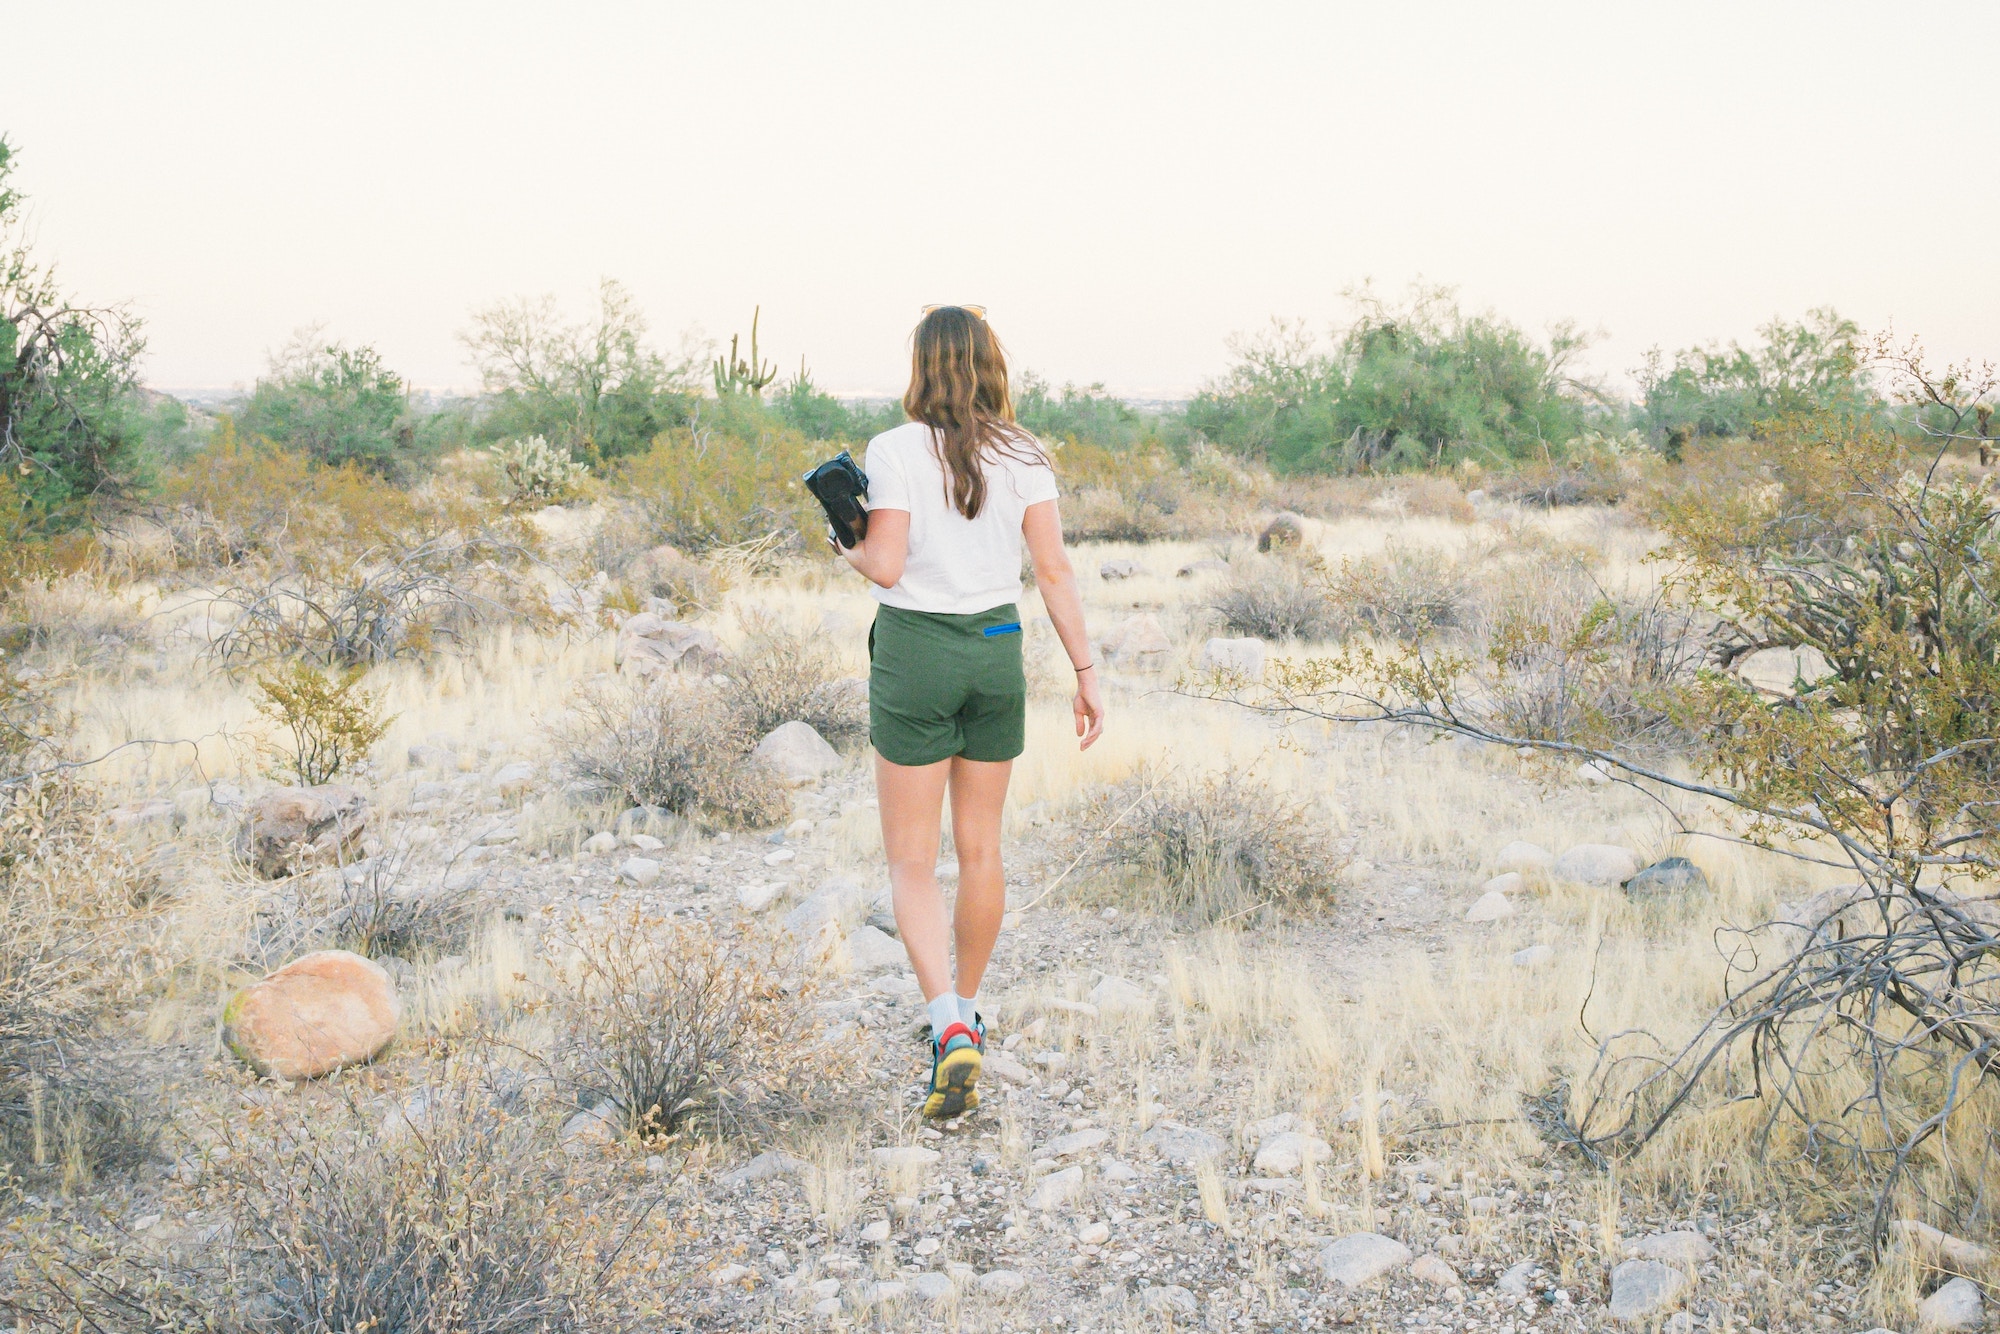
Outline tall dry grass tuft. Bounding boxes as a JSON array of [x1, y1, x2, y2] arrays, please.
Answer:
[[548, 677, 789, 828]]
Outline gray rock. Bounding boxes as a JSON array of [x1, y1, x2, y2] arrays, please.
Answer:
[[1139, 1119, 1227, 1165], [844, 924, 907, 974], [717, 1150, 808, 1186], [407, 743, 457, 770], [1494, 840, 1555, 876], [1890, 1218, 1994, 1271], [618, 857, 661, 885], [1607, 1259, 1688, 1321], [737, 882, 782, 912], [752, 721, 842, 786], [910, 1271, 954, 1305], [1200, 636, 1267, 680], [1101, 614, 1173, 673], [1317, 1232, 1412, 1287], [1028, 1165, 1084, 1210], [1921, 1276, 1984, 1331], [977, 1269, 1026, 1300], [489, 761, 535, 795], [1252, 1131, 1331, 1175], [614, 805, 679, 836], [1409, 1253, 1459, 1288], [1495, 1260, 1536, 1295], [1140, 1284, 1198, 1316], [984, 1052, 1031, 1085], [237, 785, 371, 879], [1465, 890, 1516, 923], [1628, 1230, 1716, 1265], [614, 614, 725, 678], [1511, 944, 1556, 968], [560, 1101, 621, 1146], [1045, 1128, 1110, 1158], [870, 1145, 940, 1171], [1622, 856, 1712, 899], [1099, 559, 1141, 580], [785, 877, 870, 936], [581, 830, 617, 854], [1087, 975, 1151, 1015], [1553, 843, 1641, 887]]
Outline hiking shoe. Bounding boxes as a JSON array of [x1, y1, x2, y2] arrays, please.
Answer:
[[922, 1018, 983, 1120]]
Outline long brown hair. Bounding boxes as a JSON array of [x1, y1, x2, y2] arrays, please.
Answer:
[[902, 306, 1046, 519]]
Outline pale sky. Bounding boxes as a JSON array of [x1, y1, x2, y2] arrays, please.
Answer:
[[5, 1, 1996, 399]]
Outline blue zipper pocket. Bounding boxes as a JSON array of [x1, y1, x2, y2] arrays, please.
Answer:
[[983, 622, 1023, 637]]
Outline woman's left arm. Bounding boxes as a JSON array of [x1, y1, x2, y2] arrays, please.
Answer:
[[839, 507, 910, 590]]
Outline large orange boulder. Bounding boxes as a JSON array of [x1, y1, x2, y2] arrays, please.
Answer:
[[222, 949, 400, 1079], [237, 785, 370, 879]]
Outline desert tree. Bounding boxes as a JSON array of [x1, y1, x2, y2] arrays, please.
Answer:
[[1186, 353, 2000, 1244], [0, 137, 145, 518]]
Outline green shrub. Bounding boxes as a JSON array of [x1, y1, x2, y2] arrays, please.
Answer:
[[1186, 286, 1602, 474], [487, 434, 588, 508], [235, 335, 436, 477], [253, 662, 392, 785]]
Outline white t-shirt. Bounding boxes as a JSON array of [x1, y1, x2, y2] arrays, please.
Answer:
[[862, 420, 1059, 615]]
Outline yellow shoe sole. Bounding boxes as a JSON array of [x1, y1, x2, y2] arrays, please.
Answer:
[[921, 1045, 981, 1120]]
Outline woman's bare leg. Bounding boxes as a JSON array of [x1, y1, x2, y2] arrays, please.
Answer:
[[875, 751, 954, 1001], [947, 755, 1014, 1001]]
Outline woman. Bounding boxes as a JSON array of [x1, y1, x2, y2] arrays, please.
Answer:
[[839, 305, 1105, 1120]]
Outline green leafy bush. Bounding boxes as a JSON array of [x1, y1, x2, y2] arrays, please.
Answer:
[[236, 334, 431, 476], [253, 662, 393, 784]]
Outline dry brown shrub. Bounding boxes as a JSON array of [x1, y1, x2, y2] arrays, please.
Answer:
[[725, 620, 867, 746], [1325, 542, 1471, 638], [1067, 765, 1345, 923], [545, 913, 844, 1141], [1207, 558, 1342, 642], [5, 1060, 656, 1330], [548, 677, 788, 828]]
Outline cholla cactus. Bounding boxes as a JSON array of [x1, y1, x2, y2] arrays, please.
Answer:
[[489, 434, 587, 506]]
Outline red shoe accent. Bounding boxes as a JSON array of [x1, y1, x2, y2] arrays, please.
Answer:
[[936, 1021, 980, 1049]]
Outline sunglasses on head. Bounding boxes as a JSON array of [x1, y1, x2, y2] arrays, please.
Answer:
[[922, 304, 988, 319]]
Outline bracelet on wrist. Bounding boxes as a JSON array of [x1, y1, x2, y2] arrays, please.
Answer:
[[1073, 662, 1095, 673]]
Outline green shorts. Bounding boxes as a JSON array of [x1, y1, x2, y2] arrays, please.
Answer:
[[868, 603, 1027, 767]]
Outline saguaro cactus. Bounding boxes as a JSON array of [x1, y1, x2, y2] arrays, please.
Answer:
[[713, 306, 778, 397]]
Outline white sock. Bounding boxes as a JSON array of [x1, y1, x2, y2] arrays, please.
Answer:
[[928, 994, 961, 1040], [956, 992, 979, 1027]]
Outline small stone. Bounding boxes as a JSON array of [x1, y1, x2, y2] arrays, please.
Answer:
[[1512, 944, 1556, 968], [560, 1102, 621, 1146], [1139, 1119, 1227, 1165], [738, 882, 782, 912], [712, 1263, 753, 1286], [1087, 975, 1152, 1016], [1628, 1231, 1716, 1265], [1622, 856, 1712, 899], [1607, 1259, 1689, 1322], [1200, 636, 1268, 680], [1481, 871, 1524, 896], [237, 785, 371, 879], [978, 1269, 1026, 1301], [1553, 844, 1641, 887], [752, 721, 842, 786], [582, 831, 616, 854], [618, 857, 661, 885], [717, 1150, 808, 1186], [1465, 890, 1517, 923], [1410, 1254, 1459, 1288], [1029, 1165, 1084, 1209], [985, 1052, 1032, 1085], [489, 761, 535, 796], [871, 1146, 941, 1171], [1077, 1220, 1111, 1245], [812, 1297, 841, 1318], [764, 848, 796, 866], [811, 1277, 841, 1300], [1101, 1158, 1140, 1182], [1577, 760, 1614, 784], [1317, 1233, 1413, 1287], [1141, 1284, 1198, 1316], [912, 1237, 941, 1257], [860, 1219, 891, 1243], [1496, 1260, 1536, 1295], [872, 1280, 906, 1303], [1243, 1113, 1302, 1145], [1891, 1218, 1995, 1271], [131, 1212, 161, 1231], [1099, 559, 1140, 580], [1921, 1277, 1984, 1331], [786, 818, 815, 838], [1494, 840, 1555, 876], [624, 832, 665, 851], [1252, 1131, 1332, 1176], [1046, 1127, 1111, 1157]]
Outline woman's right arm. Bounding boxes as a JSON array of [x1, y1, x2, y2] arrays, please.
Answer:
[[1022, 498, 1105, 750]]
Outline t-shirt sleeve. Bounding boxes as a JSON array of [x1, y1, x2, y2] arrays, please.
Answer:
[[864, 437, 911, 512], [1019, 456, 1059, 506]]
